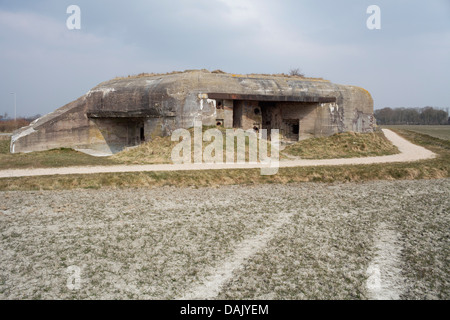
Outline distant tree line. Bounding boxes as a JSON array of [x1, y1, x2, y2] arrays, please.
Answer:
[[0, 113, 41, 133], [375, 107, 449, 125]]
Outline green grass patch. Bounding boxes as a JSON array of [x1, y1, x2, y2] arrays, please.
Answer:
[[0, 138, 10, 154], [282, 131, 399, 159], [0, 138, 118, 169]]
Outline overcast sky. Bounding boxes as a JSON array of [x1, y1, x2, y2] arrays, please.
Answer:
[[0, 0, 449, 117]]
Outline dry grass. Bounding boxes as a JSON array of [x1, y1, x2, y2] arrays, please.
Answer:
[[113, 128, 396, 165], [105, 69, 326, 82], [109, 71, 184, 82], [283, 131, 399, 159], [0, 156, 448, 191], [112, 126, 276, 165], [246, 73, 325, 81], [0, 129, 448, 191], [112, 136, 177, 165]]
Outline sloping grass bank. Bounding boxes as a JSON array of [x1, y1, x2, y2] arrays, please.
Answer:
[[0, 138, 118, 169], [282, 131, 399, 159], [114, 129, 399, 163], [112, 126, 273, 164]]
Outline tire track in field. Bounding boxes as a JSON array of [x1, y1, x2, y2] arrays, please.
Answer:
[[179, 210, 296, 300], [366, 222, 406, 300]]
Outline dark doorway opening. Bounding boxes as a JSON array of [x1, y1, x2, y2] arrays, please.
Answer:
[[140, 127, 145, 142], [283, 119, 300, 141], [260, 101, 276, 131], [233, 101, 243, 128]]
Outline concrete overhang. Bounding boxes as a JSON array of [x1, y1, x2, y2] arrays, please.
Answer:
[[206, 93, 336, 103], [86, 111, 176, 118]]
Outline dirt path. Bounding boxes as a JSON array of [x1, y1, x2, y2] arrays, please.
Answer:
[[0, 129, 436, 178]]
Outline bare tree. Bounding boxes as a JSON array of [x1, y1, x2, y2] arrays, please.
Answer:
[[289, 68, 305, 77]]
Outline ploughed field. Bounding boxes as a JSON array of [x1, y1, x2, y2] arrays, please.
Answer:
[[1, 179, 448, 299]]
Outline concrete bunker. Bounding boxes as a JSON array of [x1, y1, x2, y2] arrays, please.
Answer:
[[10, 70, 374, 154]]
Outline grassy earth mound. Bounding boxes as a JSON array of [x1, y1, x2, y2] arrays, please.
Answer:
[[282, 131, 399, 159]]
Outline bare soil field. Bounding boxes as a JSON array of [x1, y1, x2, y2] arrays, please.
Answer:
[[1, 179, 448, 300]]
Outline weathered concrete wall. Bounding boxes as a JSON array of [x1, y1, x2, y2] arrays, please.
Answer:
[[275, 102, 317, 140], [90, 118, 144, 154], [223, 100, 234, 128], [11, 98, 91, 153], [214, 99, 233, 128], [144, 117, 176, 141], [233, 100, 262, 131], [337, 85, 374, 134], [11, 70, 374, 154]]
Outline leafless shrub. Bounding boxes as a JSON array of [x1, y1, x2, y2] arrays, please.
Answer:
[[289, 68, 305, 77]]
